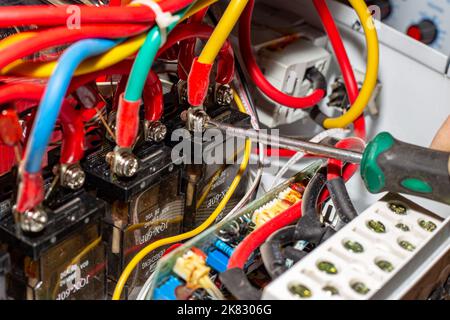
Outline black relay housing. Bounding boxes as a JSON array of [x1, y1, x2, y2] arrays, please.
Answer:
[[164, 93, 252, 231], [0, 176, 107, 300], [83, 142, 185, 299]]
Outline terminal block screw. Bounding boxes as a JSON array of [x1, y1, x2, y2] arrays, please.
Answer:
[[215, 85, 233, 106], [288, 284, 312, 298], [20, 207, 48, 233], [59, 164, 85, 190], [106, 150, 139, 178], [395, 223, 410, 232], [323, 286, 339, 296], [343, 240, 364, 253], [399, 240, 416, 252], [144, 120, 167, 143], [367, 220, 386, 233], [418, 219, 437, 232], [182, 108, 210, 132], [351, 282, 370, 295], [376, 260, 394, 273], [388, 202, 408, 215]]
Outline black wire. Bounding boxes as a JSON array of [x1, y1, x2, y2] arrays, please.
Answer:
[[219, 268, 261, 300], [327, 176, 358, 230], [260, 225, 297, 279], [293, 168, 328, 244]]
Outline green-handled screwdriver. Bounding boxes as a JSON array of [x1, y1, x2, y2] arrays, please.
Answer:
[[208, 120, 450, 205]]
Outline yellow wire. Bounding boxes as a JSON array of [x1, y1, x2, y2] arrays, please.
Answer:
[[112, 94, 250, 300], [196, 91, 247, 209], [198, 0, 248, 65], [0, 31, 36, 50], [0, 32, 37, 73], [0, 0, 218, 78], [323, 0, 379, 129]]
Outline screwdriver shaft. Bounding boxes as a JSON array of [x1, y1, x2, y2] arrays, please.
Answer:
[[208, 120, 364, 164]]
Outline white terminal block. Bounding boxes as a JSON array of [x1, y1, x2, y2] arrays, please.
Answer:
[[262, 194, 449, 300]]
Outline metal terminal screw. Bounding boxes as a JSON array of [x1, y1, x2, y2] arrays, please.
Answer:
[[144, 120, 167, 142], [367, 220, 386, 233], [418, 219, 437, 232], [106, 150, 139, 178], [60, 164, 85, 190], [317, 261, 338, 275], [184, 108, 210, 132], [288, 283, 312, 298], [375, 260, 394, 273], [323, 286, 339, 296], [388, 201, 408, 215], [398, 240, 416, 252], [215, 84, 233, 106], [351, 282, 370, 295], [20, 208, 48, 233], [395, 223, 410, 232], [343, 240, 364, 253]]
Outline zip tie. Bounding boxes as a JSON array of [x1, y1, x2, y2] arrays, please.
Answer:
[[132, 0, 180, 46]]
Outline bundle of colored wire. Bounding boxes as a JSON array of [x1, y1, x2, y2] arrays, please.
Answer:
[[312, 0, 366, 139], [16, 39, 119, 213], [0, 1, 193, 26], [112, 93, 252, 300], [227, 201, 302, 270], [238, 0, 325, 108]]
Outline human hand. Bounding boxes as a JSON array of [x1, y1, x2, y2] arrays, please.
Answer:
[[430, 116, 450, 152]]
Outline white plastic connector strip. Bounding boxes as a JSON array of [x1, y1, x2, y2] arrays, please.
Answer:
[[262, 194, 446, 300], [131, 0, 180, 46]]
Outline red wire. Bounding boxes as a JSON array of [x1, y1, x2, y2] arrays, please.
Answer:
[[238, 0, 325, 109], [253, 147, 297, 158], [228, 136, 365, 270], [157, 22, 234, 84], [312, 0, 366, 140], [0, 24, 148, 71], [227, 201, 302, 269], [0, 83, 44, 105], [0, 1, 193, 27], [177, 8, 209, 81], [327, 137, 365, 181]]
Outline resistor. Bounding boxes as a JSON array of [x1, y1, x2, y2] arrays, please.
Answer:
[[214, 239, 234, 257]]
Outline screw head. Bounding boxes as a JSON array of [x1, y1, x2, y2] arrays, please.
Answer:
[[367, 220, 386, 233], [120, 153, 139, 177], [146, 121, 167, 142], [399, 240, 416, 252], [289, 283, 312, 298], [323, 286, 339, 296], [351, 281, 370, 295], [395, 223, 410, 232], [216, 85, 233, 106], [317, 261, 338, 275], [418, 220, 437, 232], [107, 151, 139, 178], [61, 164, 85, 190], [376, 260, 394, 273], [20, 208, 48, 233], [388, 201, 408, 215], [343, 240, 364, 253]]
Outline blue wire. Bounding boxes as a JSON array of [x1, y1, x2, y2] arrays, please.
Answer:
[[24, 38, 119, 173]]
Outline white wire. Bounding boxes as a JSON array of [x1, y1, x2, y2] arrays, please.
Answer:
[[270, 129, 349, 189]]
